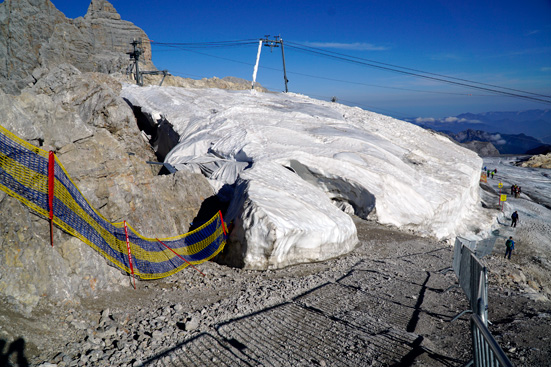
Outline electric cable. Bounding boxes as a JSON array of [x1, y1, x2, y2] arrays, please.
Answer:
[[149, 38, 550, 105], [286, 41, 551, 99], [285, 44, 551, 104], [152, 45, 495, 97]]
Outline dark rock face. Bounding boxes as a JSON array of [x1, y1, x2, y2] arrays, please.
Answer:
[[448, 129, 545, 155], [460, 140, 500, 157], [0, 0, 153, 95]]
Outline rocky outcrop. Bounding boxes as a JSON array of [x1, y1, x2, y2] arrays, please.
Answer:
[[0, 0, 153, 95], [520, 153, 551, 169], [0, 0, 264, 315], [117, 73, 268, 92], [460, 140, 500, 157], [0, 66, 214, 314]]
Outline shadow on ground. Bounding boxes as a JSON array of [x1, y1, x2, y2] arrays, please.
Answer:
[[137, 246, 471, 366], [0, 338, 29, 367]]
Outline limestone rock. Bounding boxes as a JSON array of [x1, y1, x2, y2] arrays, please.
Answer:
[[0, 0, 153, 95], [117, 73, 268, 92], [520, 153, 551, 169], [460, 140, 500, 157], [0, 67, 213, 313]]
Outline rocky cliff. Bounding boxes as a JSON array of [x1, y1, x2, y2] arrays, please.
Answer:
[[1, 64, 215, 314], [0, 1, 214, 314], [0, 0, 154, 95], [459, 140, 500, 157]]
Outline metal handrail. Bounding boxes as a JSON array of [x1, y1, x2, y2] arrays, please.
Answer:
[[471, 314, 514, 367]]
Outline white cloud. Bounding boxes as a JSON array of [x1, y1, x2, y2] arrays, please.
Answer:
[[304, 42, 388, 51], [443, 117, 482, 124], [415, 117, 435, 123], [489, 134, 506, 145], [444, 117, 460, 123]]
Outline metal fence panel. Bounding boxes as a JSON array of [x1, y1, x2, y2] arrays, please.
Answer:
[[459, 245, 474, 301], [470, 255, 485, 315], [453, 238, 463, 277], [471, 314, 513, 367]]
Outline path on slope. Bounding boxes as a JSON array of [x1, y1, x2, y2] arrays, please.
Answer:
[[4, 179, 550, 365], [15, 219, 472, 366], [131, 220, 472, 367]]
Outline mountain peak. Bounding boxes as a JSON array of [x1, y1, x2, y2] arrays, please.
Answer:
[[85, 0, 121, 20]]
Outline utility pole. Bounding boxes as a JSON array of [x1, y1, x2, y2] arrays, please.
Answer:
[[279, 36, 289, 93], [127, 39, 143, 86], [127, 39, 170, 86], [251, 35, 289, 92]]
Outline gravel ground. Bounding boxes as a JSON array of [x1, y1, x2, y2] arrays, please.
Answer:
[[1, 182, 550, 366]]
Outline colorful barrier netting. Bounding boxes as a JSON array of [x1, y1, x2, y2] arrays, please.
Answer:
[[0, 124, 226, 280]]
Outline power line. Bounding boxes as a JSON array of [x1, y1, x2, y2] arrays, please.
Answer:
[[284, 43, 551, 105], [151, 39, 258, 48], [151, 44, 496, 98], [284, 69, 492, 96], [286, 41, 551, 99], [149, 38, 550, 105]]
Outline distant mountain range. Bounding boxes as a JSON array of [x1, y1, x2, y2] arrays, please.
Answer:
[[449, 129, 550, 155], [407, 109, 551, 155]]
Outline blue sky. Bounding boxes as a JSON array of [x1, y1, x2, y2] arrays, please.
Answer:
[[51, 0, 551, 119]]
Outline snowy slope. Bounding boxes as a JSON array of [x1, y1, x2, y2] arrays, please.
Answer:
[[121, 85, 494, 269]]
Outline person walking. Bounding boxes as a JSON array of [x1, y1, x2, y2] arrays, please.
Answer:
[[511, 211, 519, 227], [504, 236, 515, 260]]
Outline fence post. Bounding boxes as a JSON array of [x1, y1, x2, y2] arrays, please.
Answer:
[[124, 221, 136, 289], [48, 151, 55, 247]]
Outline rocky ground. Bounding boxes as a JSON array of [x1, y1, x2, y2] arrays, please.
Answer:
[[1, 212, 550, 366]]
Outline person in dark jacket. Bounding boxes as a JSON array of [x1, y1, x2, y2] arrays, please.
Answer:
[[511, 211, 519, 227], [504, 237, 515, 259]]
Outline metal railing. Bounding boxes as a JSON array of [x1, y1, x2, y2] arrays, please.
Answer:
[[452, 238, 488, 322], [471, 313, 513, 367], [451, 238, 513, 366]]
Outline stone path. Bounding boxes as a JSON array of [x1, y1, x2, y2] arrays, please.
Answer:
[[7, 220, 477, 367], [129, 225, 473, 367]]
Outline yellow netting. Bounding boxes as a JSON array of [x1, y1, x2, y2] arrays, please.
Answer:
[[0, 124, 226, 279]]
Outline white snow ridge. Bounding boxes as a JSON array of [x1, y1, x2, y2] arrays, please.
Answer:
[[122, 85, 494, 269]]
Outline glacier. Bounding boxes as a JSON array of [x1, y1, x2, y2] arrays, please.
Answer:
[[121, 85, 495, 269]]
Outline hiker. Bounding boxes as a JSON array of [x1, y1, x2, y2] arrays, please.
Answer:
[[490, 170, 495, 179], [511, 211, 519, 227], [517, 186, 522, 198], [504, 236, 515, 260]]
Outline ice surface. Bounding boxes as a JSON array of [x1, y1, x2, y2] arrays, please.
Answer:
[[122, 85, 493, 269]]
